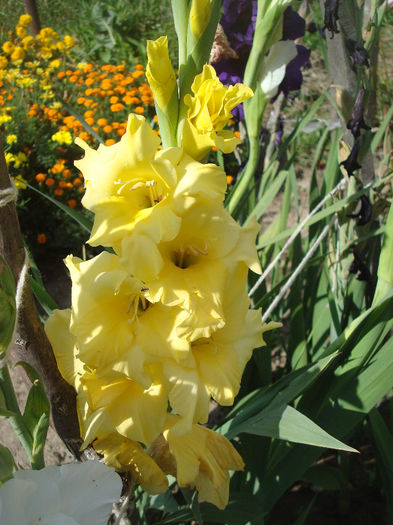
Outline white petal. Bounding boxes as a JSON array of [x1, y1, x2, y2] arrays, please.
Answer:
[[0, 478, 32, 525], [57, 461, 122, 525], [33, 513, 79, 525], [260, 41, 297, 98]]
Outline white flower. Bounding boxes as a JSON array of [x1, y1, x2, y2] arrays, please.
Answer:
[[0, 460, 122, 525], [260, 40, 297, 98]]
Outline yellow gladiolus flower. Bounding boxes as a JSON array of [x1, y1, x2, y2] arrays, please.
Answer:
[[150, 414, 244, 509], [94, 433, 168, 494], [146, 36, 177, 110], [189, 0, 212, 40], [63, 251, 190, 380], [18, 14, 32, 27], [130, 203, 261, 343], [181, 64, 253, 160], [75, 114, 226, 275], [155, 265, 268, 434], [78, 368, 167, 447]]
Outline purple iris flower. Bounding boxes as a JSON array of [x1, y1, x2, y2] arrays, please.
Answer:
[[213, 1, 310, 120]]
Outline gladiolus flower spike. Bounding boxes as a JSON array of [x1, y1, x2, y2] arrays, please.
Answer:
[[45, 27, 277, 510]]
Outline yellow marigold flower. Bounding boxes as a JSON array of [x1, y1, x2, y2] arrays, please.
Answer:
[[94, 433, 168, 494], [181, 64, 253, 160], [18, 14, 32, 27], [0, 115, 11, 125], [6, 134, 17, 145], [16, 25, 27, 38], [189, 0, 212, 40], [150, 414, 244, 509], [146, 36, 176, 110], [0, 56, 8, 69], [51, 130, 72, 145], [63, 35, 75, 49], [56, 41, 65, 52], [2, 41, 15, 55], [50, 58, 61, 69], [40, 47, 53, 59], [75, 114, 227, 279]]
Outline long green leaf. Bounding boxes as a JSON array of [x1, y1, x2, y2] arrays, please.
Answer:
[[232, 404, 357, 452], [220, 352, 338, 438]]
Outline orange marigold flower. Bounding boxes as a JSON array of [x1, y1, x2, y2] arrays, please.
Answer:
[[96, 118, 107, 126], [77, 97, 86, 104], [54, 188, 64, 196], [58, 180, 67, 188], [57, 71, 66, 79], [116, 128, 125, 137], [103, 125, 113, 133], [132, 70, 145, 78], [85, 88, 94, 96], [134, 106, 145, 114], [84, 99, 93, 107], [45, 177, 55, 186], [111, 122, 119, 129], [109, 96, 119, 104], [77, 132, 90, 141], [105, 138, 116, 146], [226, 175, 234, 185], [73, 177, 83, 187], [85, 117, 94, 125], [234, 131, 241, 139], [67, 199, 77, 208], [84, 110, 94, 118], [63, 169, 71, 178], [37, 233, 47, 244], [122, 96, 133, 105], [85, 77, 95, 86], [35, 173, 46, 182], [121, 77, 134, 85], [110, 103, 124, 112], [135, 64, 144, 70]]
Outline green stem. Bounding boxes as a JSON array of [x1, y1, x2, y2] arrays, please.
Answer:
[[0, 365, 43, 469], [227, 135, 261, 216]]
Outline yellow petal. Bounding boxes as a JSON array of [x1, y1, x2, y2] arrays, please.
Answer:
[[150, 414, 244, 509], [95, 433, 168, 494], [44, 308, 83, 388]]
